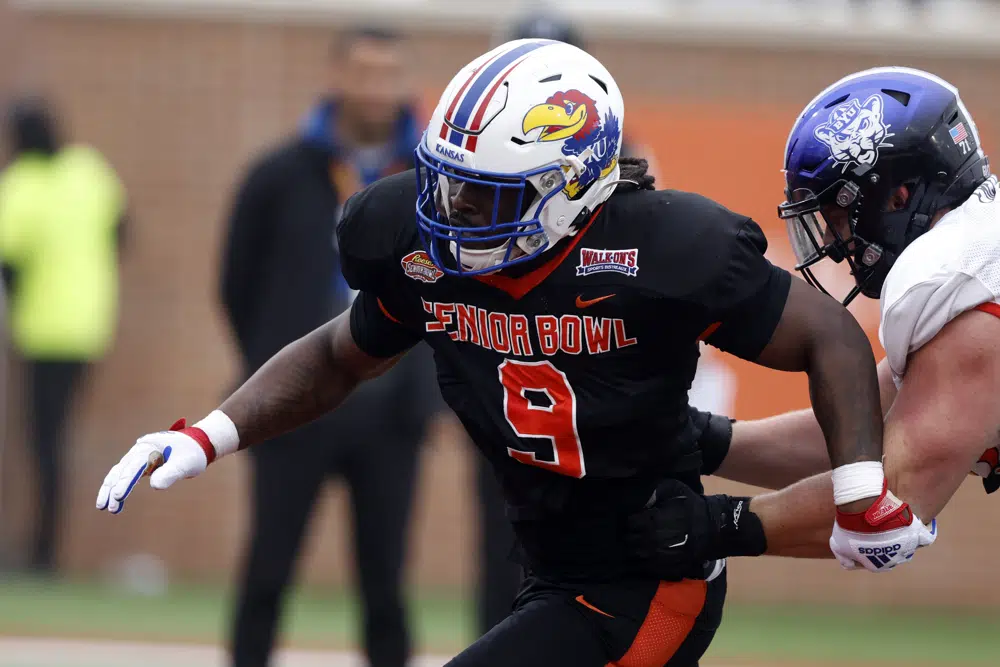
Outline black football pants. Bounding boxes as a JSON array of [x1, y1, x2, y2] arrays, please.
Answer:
[[230, 411, 421, 667], [27, 359, 87, 572], [449, 568, 726, 667]]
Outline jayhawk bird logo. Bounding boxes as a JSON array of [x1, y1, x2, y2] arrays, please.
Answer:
[[521, 89, 620, 199]]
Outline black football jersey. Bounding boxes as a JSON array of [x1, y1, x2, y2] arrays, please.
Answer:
[[338, 171, 790, 575]]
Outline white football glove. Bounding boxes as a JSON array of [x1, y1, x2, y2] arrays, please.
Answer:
[[96, 412, 239, 514], [830, 481, 937, 573]]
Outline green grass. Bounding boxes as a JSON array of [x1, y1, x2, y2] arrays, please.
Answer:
[[706, 603, 996, 664], [0, 575, 473, 652], [0, 575, 995, 664]]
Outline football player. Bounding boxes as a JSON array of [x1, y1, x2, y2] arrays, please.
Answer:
[[96, 45, 923, 666], [632, 67, 988, 575]]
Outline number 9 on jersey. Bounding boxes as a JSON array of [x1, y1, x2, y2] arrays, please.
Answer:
[[499, 359, 586, 478]]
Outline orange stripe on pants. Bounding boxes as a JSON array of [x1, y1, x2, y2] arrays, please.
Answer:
[[608, 579, 708, 667]]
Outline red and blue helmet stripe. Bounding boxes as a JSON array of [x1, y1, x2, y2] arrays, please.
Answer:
[[439, 40, 554, 153]]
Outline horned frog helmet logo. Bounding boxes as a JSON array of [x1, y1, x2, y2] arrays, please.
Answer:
[[521, 89, 620, 199], [814, 94, 895, 173]]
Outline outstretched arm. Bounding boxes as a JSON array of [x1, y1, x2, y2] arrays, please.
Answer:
[[96, 291, 417, 513], [219, 306, 402, 448]]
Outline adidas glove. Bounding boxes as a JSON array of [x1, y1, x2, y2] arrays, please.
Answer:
[[830, 480, 937, 572], [96, 411, 239, 514]]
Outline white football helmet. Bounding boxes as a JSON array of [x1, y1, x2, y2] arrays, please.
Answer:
[[415, 39, 625, 275]]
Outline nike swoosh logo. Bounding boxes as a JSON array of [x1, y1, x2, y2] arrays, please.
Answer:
[[575, 293, 616, 308], [574, 595, 615, 618]]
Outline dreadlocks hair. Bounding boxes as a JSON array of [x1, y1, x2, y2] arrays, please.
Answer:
[[616, 156, 655, 192], [567, 156, 656, 232]]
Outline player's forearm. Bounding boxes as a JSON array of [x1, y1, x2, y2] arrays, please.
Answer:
[[750, 472, 835, 558], [883, 403, 987, 522], [887, 448, 968, 523], [805, 308, 883, 470], [219, 319, 362, 449], [715, 410, 829, 489], [881, 309, 1000, 521], [716, 358, 899, 491]]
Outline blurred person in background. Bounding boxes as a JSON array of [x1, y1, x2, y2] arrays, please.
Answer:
[[0, 97, 126, 574], [219, 26, 443, 667], [464, 13, 736, 637]]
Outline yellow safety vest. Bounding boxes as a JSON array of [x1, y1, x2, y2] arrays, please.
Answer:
[[0, 145, 124, 359]]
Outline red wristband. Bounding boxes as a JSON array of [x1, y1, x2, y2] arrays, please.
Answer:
[[836, 480, 913, 532], [169, 418, 217, 465]]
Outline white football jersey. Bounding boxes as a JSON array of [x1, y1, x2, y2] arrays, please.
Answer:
[[879, 175, 1000, 386]]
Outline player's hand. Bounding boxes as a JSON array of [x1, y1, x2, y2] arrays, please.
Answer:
[[96, 419, 216, 514], [830, 480, 937, 572], [625, 479, 766, 581]]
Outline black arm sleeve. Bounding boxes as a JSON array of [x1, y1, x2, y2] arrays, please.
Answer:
[[349, 291, 422, 359], [698, 219, 792, 361], [219, 162, 275, 357], [688, 407, 734, 476]]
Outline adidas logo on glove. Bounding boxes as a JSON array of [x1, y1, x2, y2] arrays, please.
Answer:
[[857, 544, 902, 555], [857, 543, 902, 569]]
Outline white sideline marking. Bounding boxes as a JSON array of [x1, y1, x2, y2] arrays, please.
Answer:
[[0, 636, 450, 667]]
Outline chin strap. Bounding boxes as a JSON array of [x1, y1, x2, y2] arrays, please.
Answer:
[[608, 178, 639, 188]]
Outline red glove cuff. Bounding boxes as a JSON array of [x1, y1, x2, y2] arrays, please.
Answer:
[[836, 480, 913, 533], [169, 418, 217, 465]]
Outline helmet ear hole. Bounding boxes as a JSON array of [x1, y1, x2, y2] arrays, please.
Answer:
[[884, 183, 915, 212]]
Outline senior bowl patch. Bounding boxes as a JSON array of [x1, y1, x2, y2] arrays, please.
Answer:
[[401, 250, 444, 284]]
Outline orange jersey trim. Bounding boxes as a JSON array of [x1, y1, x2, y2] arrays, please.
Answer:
[[697, 321, 722, 342], [473, 204, 605, 300], [377, 298, 402, 324]]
